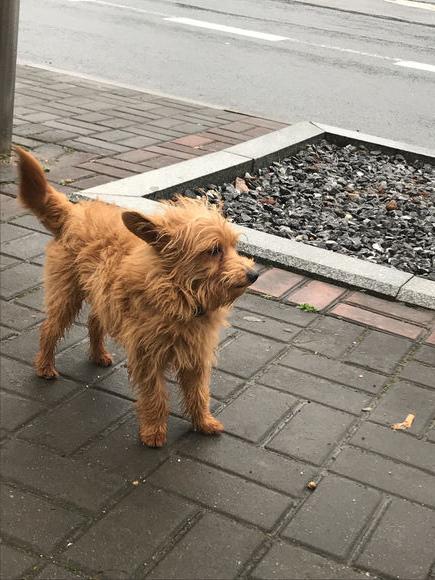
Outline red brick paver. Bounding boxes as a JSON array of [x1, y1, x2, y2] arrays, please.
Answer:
[[250, 268, 304, 298], [285, 280, 346, 310], [345, 291, 434, 325], [330, 303, 424, 340]]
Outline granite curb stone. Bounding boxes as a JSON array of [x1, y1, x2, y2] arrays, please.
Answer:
[[78, 124, 434, 308]]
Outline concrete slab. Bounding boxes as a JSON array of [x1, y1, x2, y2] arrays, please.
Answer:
[[237, 225, 413, 297], [397, 277, 435, 310], [226, 121, 324, 170], [314, 123, 435, 164]]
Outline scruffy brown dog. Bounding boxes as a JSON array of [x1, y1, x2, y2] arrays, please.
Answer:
[[16, 147, 257, 447]]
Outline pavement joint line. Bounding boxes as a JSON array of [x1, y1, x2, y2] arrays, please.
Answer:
[[347, 496, 392, 566], [260, 399, 309, 448], [145, 474, 290, 533], [349, 441, 435, 477], [328, 464, 435, 512], [137, 509, 204, 580]]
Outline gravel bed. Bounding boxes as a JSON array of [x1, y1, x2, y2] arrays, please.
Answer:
[[184, 140, 435, 278]]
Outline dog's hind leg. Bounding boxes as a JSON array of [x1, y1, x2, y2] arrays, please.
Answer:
[[35, 244, 83, 379], [88, 311, 112, 367], [178, 366, 224, 435]]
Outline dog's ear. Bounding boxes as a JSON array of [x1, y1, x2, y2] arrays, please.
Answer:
[[122, 211, 162, 246]]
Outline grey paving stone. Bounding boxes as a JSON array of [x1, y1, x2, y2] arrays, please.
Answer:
[[0, 222, 30, 242], [0, 325, 17, 340], [0, 194, 27, 220], [15, 286, 44, 310], [55, 339, 124, 383], [283, 475, 381, 559], [370, 381, 435, 435], [292, 315, 364, 358], [180, 433, 317, 496], [0, 299, 44, 330], [357, 499, 435, 579], [230, 309, 300, 342], [33, 129, 80, 143], [0, 324, 87, 363], [0, 262, 42, 299], [216, 332, 284, 378], [35, 564, 83, 579], [9, 214, 54, 234], [73, 136, 130, 153], [1, 439, 125, 511], [93, 364, 133, 399], [0, 544, 37, 580], [0, 390, 46, 431], [21, 389, 132, 454], [400, 360, 435, 388], [66, 484, 194, 578], [414, 344, 435, 366], [345, 330, 413, 373], [149, 457, 290, 529], [148, 512, 263, 580], [210, 369, 244, 401], [217, 384, 297, 443], [280, 349, 387, 394], [80, 414, 190, 478], [259, 365, 373, 415], [331, 447, 435, 507], [427, 429, 435, 443], [93, 128, 136, 142], [0, 356, 80, 403], [267, 403, 355, 465], [350, 422, 435, 473], [1, 483, 84, 552], [0, 253, 18, 270], [252, 541, 368, 579]]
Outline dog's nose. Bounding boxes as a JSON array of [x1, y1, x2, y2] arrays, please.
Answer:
[[246, 269, 259, 285]]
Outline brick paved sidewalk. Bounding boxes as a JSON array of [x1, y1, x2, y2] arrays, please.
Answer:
[[1, 66, 435, 580]]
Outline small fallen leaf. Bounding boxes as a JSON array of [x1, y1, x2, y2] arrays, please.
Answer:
[[234, 177, 249, 193], [306, 481, 317, 490], [391, 413, 415, 430], [386, 200, 398, 211]]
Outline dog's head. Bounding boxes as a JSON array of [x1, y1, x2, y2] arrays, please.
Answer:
[[122, 197, 257, 318]]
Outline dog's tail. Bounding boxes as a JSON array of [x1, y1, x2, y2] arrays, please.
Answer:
[[16, 147, 72, 235]]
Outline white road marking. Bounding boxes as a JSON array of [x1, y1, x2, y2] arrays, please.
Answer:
[[384, 0, 435, 11], [164, 17, 289, 42], [395, 60, 435, 72], [64, 0, 435, 75]]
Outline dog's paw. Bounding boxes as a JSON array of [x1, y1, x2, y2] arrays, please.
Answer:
[[139, 426, 167, 448], [93, 352, 113, 367], [35, 364, 59, 380], [197, 416, 224, 436]]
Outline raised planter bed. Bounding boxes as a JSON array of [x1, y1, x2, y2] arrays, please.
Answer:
[[79, 122, 435, 309]]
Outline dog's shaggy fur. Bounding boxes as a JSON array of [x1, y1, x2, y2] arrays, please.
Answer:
[[16, 147, 257, 447]]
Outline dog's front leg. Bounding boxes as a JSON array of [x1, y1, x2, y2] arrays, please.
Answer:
[[178, 366, 224, 435], [129, 357, 169, 447]]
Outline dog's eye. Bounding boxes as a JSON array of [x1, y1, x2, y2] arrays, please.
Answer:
[[208, 245, 222, 257]]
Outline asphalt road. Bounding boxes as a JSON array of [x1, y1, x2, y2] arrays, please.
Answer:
[[18, 0, 435, 147]]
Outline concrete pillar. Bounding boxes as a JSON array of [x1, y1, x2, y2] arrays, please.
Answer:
[[0, 0, 20, 155]]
